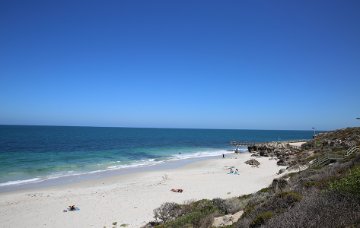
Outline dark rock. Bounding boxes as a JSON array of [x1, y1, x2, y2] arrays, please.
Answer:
[[277, 168, 286, 175], [245, 159, 260, 167], [277, 159, 288, 166], [271, 178, 288, 192]]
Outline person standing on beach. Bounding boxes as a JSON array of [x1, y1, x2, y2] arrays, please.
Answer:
[[222, 154, 225, 158]]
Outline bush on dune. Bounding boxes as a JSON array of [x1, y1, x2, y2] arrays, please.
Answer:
[[329, 165, 360, 198], [153, 202, 183, 223], [212, 197, 248, 215], [250, 211, 273, 228], [276, 191, 302, 203], [157, 199, 218, 228], [266, 191, 360, 228], [151, 196, 251, 227], [235, 189, 296, 227]]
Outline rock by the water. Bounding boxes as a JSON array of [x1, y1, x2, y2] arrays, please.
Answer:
[[245, 159, 260, 167]]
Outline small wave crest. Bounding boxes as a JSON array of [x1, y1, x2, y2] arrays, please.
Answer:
[[168, 149, 235, 161], [0, 178, 42, 187], [0, 148, 247, 187], [106, 159, 164, 170]]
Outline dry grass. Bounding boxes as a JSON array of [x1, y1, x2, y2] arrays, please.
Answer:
[[266, 191, 360, 228]]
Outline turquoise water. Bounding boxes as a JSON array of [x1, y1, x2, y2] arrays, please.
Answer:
[[0, 125, 313, 186]]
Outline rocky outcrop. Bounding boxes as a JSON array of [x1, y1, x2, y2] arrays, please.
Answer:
[[248, 141, 304, 167], [212, 210, 243, 227], [245, 159, 260, 167], [247, 128, 360, 169]]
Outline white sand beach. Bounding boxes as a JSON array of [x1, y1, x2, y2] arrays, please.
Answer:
[[0, 153, 283, 228]]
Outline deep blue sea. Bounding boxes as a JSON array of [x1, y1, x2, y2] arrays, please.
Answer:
[[0, 125, 313, 187]]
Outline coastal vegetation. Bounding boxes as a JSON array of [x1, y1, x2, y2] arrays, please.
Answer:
[[145, 127, 360, 227]]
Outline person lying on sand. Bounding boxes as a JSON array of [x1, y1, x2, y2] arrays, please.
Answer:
[[68, 205, 76, 211], [171, 188, 183, 193], [227, 168, 239, 175]]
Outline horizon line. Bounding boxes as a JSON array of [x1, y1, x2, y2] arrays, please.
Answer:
[[0, 123, 327, 132]]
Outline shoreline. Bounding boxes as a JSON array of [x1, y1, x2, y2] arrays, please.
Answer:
[[0, 152, 284, 228], [0, 139, 310, 192], [0, 150, 235, 193]]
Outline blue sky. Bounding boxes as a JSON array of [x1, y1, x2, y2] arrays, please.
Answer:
[[0, 0, 359, 130]]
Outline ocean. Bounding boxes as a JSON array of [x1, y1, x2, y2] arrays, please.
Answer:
[[0, 125, 313, 187]]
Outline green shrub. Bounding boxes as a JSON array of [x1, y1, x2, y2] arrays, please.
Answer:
[[158, 199, 218, 227], [303, 178, 337, 189], [282, 172, 297, 179], [329, 166, 360, 197], [277, 191, 302, 203], [238, 193, 252, 200], [250, 211, 273, 227], [304, 181, 316, 188], [162, 210, 217, 228], [266, 191, 360, 228], [163, 211, 202, 227], [259, 187, 271, 193], [242, 204, 255, 217], [304, 154, 320, 162], [241, 190, 272, 218], [212, 197, 245, 215], [192, 199, 217, 214], [253, 191, 302, 216], [212, 198, 226, 212], [315, 141, 322, 147], [153, 202, 183, 223], [271, 178, 288, 192]]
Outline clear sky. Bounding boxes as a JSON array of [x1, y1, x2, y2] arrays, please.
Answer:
[[0, 0, 359, 130]]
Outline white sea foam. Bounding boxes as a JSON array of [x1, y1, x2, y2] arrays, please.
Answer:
[[0, 148, 248, 187], [0, 178, 42, 187], [106, 159, 164, 170], [168, 149, 237, 161]]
